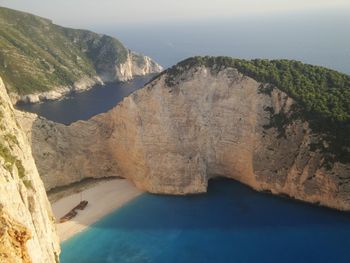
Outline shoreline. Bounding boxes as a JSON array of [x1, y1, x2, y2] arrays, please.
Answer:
[[13, 73, 160, 105], [50, 178, 142, 242], [11, 75, 104, 105]]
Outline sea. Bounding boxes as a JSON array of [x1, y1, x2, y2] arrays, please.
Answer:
[[96, 10, 350, 74], [16, 75, 154, 125], [60, 179, 350, 263]]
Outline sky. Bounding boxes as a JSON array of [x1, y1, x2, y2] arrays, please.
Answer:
[[0, 0, 350, 27]]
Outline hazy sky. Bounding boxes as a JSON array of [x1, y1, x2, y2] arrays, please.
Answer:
[[0, 0, 349, 27]]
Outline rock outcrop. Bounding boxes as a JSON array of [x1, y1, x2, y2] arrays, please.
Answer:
[[0, 77, 60, 262], [20, 62, 350, 211], [103, 51, 163, 83]]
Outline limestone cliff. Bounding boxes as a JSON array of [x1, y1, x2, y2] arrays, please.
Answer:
[[20, 60, 350, 211], [102, 51, 163, 83], [0, 77, 60, 262]]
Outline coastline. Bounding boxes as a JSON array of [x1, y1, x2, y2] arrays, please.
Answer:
[[51, 178, 142, 242], [10, 75, 104, 104]]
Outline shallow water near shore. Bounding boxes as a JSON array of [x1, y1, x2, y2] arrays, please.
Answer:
[[60, 179, 350, 263]]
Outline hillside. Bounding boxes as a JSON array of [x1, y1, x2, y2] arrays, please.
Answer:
[[0, 7, 162, 103]]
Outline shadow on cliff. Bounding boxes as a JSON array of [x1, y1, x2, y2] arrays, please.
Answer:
[[81, 178, 350, 232]]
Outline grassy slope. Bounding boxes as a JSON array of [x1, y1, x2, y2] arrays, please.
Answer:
[[0, 7, 128, 95]]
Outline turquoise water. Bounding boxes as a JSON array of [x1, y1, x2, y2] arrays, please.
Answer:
[[61, 179, 350, 263]]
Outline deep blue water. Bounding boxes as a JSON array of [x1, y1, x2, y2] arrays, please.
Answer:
[[16, 75, 153, 125], [61, 179, 350, 263]]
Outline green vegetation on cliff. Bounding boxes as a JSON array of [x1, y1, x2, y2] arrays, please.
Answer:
[[0, 140, 25, 179], [165, 56, 350, 122], [0, 102, 24, 179], [0, 7, 128, 95]]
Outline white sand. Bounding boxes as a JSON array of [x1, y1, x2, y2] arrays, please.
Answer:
[[51, 179, 142, 242]]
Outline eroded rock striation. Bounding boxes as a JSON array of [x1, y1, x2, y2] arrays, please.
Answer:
[[0, 77, 60, 262], [21, 58, 350, 211]]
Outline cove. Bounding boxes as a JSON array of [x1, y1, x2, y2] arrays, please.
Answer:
[[16, 75, 154, 125], [60, 179, 350, 263]]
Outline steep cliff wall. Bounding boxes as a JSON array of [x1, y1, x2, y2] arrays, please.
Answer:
[[104, 51, 163, 82], [0, 77, 60, 262], [21, 64, 350, 211]]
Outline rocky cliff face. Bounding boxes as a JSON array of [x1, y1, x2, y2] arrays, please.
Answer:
[[101, 51, 163, 83], [0, 77, 60, 262], [21, 65, 350, 211]]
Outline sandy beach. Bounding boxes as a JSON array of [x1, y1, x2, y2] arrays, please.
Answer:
[[51, 178, 142, 242]]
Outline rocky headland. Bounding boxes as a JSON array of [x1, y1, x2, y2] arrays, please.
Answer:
[[0, 7, 162, 104], [19, 57, 350, 211]]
